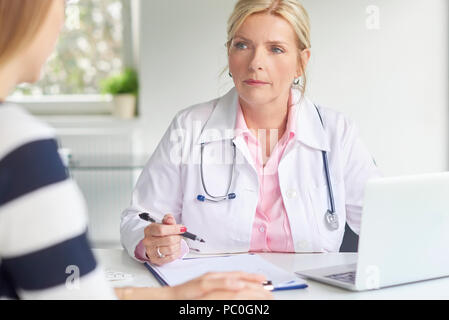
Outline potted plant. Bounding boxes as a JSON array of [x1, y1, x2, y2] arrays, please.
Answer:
[[100, 68, 138, 119]]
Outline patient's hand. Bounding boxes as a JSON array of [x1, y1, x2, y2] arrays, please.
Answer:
[[170, 272, 273, 300], [116, 272, 273, 300]]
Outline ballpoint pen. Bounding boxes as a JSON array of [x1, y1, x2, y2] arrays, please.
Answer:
[[262, 280, 274, 291], [138, 212, 206, 243]]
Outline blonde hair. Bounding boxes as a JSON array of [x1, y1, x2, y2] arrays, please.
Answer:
[[226, 0, 311, 94], [0, 0, 53, 65]]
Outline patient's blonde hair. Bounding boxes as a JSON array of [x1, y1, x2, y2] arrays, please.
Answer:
[[0, 0, 53, 65], [226, 0, 311, 94]]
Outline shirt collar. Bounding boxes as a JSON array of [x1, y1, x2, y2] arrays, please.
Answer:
[[234, 91, 298, 140], [196, 87, 330, 152], [234, 102, 250, 136]]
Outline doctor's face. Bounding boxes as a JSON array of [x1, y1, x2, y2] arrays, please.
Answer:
[[228, 13, 306, 108]]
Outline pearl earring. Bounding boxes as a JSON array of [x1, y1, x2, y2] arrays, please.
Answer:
[[293, 77, 301, 86]]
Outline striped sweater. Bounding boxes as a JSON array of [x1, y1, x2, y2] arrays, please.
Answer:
[[0, 103, 115, 299]]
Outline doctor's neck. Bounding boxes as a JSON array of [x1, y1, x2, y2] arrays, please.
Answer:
[[0, 61, 21, 102], [239, 92, 290, 134]]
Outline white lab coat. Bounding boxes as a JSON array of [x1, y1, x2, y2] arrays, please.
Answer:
[[120, 88, 381, 259]]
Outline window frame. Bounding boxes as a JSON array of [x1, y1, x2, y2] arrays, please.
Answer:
[[9, 0, 140, 117]]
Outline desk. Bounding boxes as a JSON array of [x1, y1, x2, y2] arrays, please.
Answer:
[[93, 249, 449, 300]]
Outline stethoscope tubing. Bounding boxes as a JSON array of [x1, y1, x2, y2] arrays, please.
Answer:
[[315, 105, 336, 215], [197, 104, 337, 221], [321, 150, 336, 214], [199, 141, 237, 202]]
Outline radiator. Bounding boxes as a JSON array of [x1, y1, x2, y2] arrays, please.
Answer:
[[56, 129, 145, 249]]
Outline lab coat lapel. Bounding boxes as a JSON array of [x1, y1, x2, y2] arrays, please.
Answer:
[[294, 95, 331, 152], [196, 88, 238, 144], [279, 92, 332, 252], [196, 87, 257, 172]]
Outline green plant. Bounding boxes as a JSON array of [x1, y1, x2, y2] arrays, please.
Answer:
[[100, 68, 138, 96]]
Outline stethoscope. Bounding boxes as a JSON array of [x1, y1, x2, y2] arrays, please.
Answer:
[[196, 104, 339, 231]]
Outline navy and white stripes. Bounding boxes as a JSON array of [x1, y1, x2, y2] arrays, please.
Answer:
[[2, 231, 96, 291], [0, 139, 67, 206], [0, 104, 115, 299]]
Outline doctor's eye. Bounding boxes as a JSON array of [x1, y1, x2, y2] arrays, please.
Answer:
[[271, 46, 285, 54], [233, 41, 248, 50]]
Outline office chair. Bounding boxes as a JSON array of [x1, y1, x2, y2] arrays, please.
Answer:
[[339, 223, 359, 252]]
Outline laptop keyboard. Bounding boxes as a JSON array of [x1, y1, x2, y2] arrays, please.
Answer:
[[325, 271, 356, 284]]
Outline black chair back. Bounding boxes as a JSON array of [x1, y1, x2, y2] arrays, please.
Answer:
[[339, 223, 359, 252]]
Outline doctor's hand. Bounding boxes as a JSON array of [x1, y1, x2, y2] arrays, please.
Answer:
[[142, 214, 185, 266]]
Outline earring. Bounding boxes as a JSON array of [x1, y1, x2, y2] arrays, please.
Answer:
[[229, 72, 233, 78], [293, 76, 301, 86]]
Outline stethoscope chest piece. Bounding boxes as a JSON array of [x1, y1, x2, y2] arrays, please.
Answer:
[[324, 210, 339, 231]]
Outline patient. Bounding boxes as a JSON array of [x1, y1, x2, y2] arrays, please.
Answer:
[[0, 0, 272, 300]]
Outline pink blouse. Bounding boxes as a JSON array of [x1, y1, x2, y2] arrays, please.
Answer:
[[135, 95, 299, 261], [235, 100, 298, 253]]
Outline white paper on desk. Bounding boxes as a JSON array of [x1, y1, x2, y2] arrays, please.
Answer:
[[146, 254, 306, 289]]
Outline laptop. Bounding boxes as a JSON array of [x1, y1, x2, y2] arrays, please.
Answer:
[[296, 172, 449, 291]]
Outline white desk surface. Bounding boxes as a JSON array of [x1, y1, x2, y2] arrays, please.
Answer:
[[93, 249, 449, 300]]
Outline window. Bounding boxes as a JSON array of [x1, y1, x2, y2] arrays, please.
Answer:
[[10, 0, 137, 116]]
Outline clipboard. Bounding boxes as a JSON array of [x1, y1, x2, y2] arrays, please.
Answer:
[[144, 263, 168, 286], [143, 254, 307, 291]]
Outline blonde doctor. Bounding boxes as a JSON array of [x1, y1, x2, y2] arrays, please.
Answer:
[[121, 0, 381, 266]]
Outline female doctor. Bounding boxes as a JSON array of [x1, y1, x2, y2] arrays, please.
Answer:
[[121, 0, 381, 266]]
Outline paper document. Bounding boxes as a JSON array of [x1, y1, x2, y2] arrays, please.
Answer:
[[145, 254, 307, 291]]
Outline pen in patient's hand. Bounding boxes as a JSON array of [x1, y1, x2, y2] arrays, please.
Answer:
[[138, 212, 206, 243], [262, 280, 274, 291]]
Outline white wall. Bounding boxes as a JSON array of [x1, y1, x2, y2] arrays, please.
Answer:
[[138, 0, 236, 149], [138, 0, 449, 176], [303, 0, 449, 176]]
